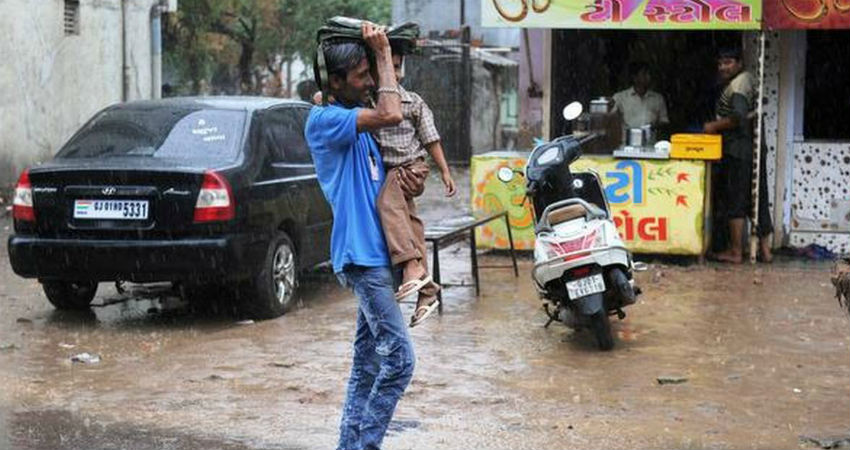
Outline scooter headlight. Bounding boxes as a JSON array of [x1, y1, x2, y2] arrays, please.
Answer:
[[536, 146, 562, 165]]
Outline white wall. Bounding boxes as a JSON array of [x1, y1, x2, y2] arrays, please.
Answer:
[[0, 0, 159, 186], [772, 31, 850, 255], [392, 0, 520, 47]]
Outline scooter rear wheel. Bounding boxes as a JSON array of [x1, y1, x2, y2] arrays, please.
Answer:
[[590, 311, 614, 351]]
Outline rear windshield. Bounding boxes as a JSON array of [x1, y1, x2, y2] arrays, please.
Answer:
[[56, 107, 247, 161]]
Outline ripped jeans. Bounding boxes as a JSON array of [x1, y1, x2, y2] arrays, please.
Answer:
[[336, 265, 415, 450]]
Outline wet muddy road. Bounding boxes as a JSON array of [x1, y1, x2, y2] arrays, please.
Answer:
[[1, 172, 848, 449]]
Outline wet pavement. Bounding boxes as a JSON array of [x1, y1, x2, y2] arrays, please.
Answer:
[[1, 169, 848, 449]]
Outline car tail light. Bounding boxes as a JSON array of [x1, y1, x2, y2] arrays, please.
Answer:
[[13, 169, 35, 222], [193, 170, 234, 223]]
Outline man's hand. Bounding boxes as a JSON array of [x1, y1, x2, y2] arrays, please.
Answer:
[[441, 170, 457, 197], [362, 21, 390, 55], [703, 122, 718, 134], [397, 165, 427, 198], [355, 21, 401, 132]]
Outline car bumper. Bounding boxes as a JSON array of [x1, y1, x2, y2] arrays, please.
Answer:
[[7, 234, 259, 282]]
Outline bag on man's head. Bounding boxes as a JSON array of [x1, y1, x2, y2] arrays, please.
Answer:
[[314, 16, 419, 102]]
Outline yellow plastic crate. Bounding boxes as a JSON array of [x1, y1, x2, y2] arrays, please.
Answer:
[[670, 134, 722, 160]]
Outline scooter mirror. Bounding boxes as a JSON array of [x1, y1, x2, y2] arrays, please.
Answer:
[[497, 166, 515, 183], [562, 101, 583, 121]]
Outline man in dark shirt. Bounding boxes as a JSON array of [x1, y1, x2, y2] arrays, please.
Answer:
[[703, 47, 773, 263]]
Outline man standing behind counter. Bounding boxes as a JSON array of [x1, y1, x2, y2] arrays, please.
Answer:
[[703, 47, 773, 264], [612, 61, 670, 134]]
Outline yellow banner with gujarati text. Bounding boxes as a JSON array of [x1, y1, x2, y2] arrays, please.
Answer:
[[471, 153, 707, 255]]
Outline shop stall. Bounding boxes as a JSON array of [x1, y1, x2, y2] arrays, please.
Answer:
[[478, 0, 850, 257], [471, 148, 713, 255], [475, 0, 760, 255]]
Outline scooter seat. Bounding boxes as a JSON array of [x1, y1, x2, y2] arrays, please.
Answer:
[[537, 200, 609, 233], [547, 204, 588, 226]]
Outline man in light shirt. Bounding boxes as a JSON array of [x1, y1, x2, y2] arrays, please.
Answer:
[[612, 61, 669, 134]]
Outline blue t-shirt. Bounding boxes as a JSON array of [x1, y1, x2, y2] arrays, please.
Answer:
[[305, 104, 390, 273]]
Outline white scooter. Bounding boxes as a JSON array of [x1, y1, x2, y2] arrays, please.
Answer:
[[497, 103, 640, 350]]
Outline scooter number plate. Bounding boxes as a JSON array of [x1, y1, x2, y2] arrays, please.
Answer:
[[566, 274, 606, 300]]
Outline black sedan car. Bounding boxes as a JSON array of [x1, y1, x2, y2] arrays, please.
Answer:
[[8, 97, 332, 319]]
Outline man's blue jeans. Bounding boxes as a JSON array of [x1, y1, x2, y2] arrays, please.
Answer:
[[336, 265, 415, 450]]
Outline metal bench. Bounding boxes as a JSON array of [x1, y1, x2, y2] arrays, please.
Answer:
[[424, 211, 519, 313]]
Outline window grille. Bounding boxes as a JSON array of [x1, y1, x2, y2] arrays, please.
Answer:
[[64, 0, 80, 36]]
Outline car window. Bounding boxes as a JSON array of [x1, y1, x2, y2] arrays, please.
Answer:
[[57, 108, 247, 161], [262, 108, 313, 164]]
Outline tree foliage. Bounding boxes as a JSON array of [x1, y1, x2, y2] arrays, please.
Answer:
[[164, 0, 391, 95]]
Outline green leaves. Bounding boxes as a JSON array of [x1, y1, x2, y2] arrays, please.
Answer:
[[164, 0, 391, 94]]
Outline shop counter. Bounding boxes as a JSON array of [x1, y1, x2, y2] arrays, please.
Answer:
[[470, 151, 710, 255]]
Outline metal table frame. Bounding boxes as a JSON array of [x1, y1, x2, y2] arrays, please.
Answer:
[[424, 211, 519, 313]]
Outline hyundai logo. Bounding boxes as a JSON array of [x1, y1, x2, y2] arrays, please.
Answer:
[[102, 187, 117, 195]]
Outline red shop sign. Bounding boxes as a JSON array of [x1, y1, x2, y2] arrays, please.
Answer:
[[764, 0, 850, 28]]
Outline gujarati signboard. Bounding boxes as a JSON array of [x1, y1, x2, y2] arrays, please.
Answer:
[[471, 153, 707, 255], [482, 0, 762, 29], [763, 0, 850, 28]]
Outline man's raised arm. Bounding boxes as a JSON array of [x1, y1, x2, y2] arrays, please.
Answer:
[[357, 22, 403, 132]]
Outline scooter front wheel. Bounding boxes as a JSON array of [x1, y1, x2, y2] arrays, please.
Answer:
[[590, 311, 614, 351]]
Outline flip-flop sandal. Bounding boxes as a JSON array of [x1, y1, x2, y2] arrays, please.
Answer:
[[394, 274, 432, 300], [409, 296, 440, 328]]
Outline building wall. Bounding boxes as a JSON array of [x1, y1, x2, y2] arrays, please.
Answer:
[[775, 31, 850, 255], [517, 29, 545, 149], [787, 142, 850, 254], [0, 0, 158, 187], [392, 0, 520, 47]]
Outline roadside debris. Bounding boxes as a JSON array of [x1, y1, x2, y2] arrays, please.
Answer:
[[236, 320, 255, 326], [70, 353, 101, 364], [58, 343, 76, 349], [657, 375, 688, 385], [270, 361, 295, 368], [651, 271, 664, 284], [16, 317, 32, 324], [799, 433, 850, 449], [0, 343, 18, 351]]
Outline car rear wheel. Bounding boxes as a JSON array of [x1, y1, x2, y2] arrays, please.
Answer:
[[239, 231, 298, 319], [41, 281, 98, 310]]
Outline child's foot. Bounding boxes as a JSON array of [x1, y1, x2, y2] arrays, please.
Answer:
[[410, 291, 440, 328], [395, 260, 431, 300], [401, 259, 426, 285]]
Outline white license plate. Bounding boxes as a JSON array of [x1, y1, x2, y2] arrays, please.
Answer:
[[566, 274, 606, 299], [74, 199, 149, 220]]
